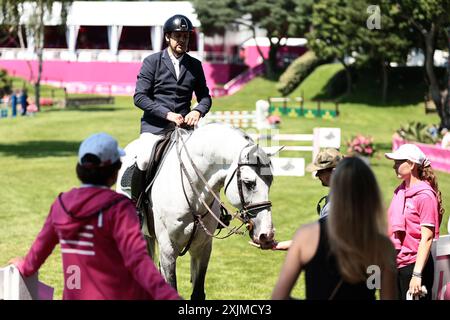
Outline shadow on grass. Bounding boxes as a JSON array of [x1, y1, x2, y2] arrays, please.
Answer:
[[375, 142, 393, 152], [0, 140, 79, 158], [43, 106, 118, 113]]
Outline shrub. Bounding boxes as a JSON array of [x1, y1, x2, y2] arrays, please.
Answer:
[[0, 69, 12, 97], [396, 121, 440, 144], [276, 51, 320, 96], [347, 134, 376, 157]]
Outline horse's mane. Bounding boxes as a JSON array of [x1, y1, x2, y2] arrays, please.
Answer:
[[195, 123, 273, 182], [195, 123, 254, 144], [229, 126, 254, 144]]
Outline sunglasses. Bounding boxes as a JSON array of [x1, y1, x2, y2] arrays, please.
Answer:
[[169, 32, 190, 41], [315, 168, 333, 177]]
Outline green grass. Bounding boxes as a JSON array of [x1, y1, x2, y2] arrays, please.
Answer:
[[289, 63, 345, 100], [211, 77, 282, 111], [1, 66, 449, 300]]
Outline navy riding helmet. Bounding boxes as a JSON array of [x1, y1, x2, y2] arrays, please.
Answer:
[[163, 14, 194, 34]]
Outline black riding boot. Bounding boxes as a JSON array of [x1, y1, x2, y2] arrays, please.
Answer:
[[131, 166, 147, 204], [131, 166, 147, 228]]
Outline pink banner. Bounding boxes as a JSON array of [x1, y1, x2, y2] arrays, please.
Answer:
[[0, 59, 247, 96], [392, 134, 450, 173]]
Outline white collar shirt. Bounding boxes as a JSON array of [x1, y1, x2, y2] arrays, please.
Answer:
[[168, 50, 184, 79]]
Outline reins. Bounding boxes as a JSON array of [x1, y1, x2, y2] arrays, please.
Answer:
[[175, 128, 247, 241], [173, 127, 273, 255]]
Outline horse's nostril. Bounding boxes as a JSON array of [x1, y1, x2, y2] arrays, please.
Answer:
[[259, 232, 274, 243]]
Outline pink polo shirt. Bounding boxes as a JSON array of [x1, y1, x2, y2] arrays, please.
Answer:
[[389, 181, 441, 268]]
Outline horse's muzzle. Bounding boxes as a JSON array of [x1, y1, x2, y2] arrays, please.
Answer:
[[250, 230, 275, 250]]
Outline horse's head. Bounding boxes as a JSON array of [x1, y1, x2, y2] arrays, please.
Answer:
[[224, 144, 275, 249]]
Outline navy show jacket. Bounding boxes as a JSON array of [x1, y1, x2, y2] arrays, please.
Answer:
[[134, 49, 212, 134]]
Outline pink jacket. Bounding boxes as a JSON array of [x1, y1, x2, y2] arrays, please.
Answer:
[[387, 181, 441, 267], [17, 187, 180, 300]]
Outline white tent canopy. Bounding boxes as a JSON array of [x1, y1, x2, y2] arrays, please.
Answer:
[[241, 37, 307, 47], [9, 1, 203, 57], [18, 1, 200, 27]]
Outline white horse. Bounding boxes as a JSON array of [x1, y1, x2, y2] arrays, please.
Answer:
[[117, 123, 275, 300]]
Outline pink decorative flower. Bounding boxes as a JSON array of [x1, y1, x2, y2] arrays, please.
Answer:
[[346, 134, 376, 157]]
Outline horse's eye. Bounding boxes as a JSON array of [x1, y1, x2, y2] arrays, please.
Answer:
[[244, 180, 256, 190]]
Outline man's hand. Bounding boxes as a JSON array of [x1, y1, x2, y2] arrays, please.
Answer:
[[184, 110, 201, 126], [166, 112, 184, 126]]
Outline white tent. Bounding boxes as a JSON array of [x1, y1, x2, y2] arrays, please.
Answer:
[[13, 1, 202, 56], [18, 1, 200, 27]]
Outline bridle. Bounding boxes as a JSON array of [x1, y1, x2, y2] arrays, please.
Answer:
[[174, 128, 272, 243], [223, 147, 272, 230]]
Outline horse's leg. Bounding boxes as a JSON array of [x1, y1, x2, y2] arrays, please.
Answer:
[[145, 235, 157, 263], [190, 201, 220, 300], [141, 203, 158, 262], [190, 239, 212, 300], [158, 230, 178, 290]]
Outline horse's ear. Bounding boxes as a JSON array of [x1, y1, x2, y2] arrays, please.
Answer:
[[266, 146, 285, 158], [241, 144, 259, 164]]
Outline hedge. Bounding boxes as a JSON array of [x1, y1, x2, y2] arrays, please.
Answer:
[[276, 51, 320, 96]]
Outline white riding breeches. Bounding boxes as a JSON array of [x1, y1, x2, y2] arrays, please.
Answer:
[[135, 132, 165, 171]]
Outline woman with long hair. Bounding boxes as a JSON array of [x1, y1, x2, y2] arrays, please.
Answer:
[[272, 157, 397, 300], [385, 143, 444, 300]]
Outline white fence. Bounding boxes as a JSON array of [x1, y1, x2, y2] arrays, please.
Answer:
[[432, 235, 450, 300], [249, 128, 341, 176], [198, 100, 341, 176], [199, 110, 258, 128], [0, 265, 53, 300], [198, 100, 271, 130]]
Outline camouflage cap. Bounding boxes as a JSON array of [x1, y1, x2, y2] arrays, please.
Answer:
[[306, 148, 343, 172]]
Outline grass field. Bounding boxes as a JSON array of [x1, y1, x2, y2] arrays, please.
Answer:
[[0, 64, 449, 300]]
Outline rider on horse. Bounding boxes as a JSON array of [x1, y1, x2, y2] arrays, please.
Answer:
[[131, 14, 212, 204]]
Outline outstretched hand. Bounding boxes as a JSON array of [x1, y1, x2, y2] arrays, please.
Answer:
[[272, 240, 292, 251], [248, 240, 291, 250]]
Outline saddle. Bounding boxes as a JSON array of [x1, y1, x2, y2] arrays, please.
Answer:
[[145, 130, 175, 192], [121, 130, 175, 193]]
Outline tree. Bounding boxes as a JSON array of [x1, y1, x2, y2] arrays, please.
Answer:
[[394, 0, 450, 129], [193, 0, 308, 79], [358, 1, 411, 102], [192, 0, 239, 35], [291, 0, 314, 36], [307, 0, 365, 95], [307, 0, 413, 101], [0, 0, 72, 111]]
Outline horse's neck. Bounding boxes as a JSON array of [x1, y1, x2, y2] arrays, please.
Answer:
[[184, 125, 248, 191]]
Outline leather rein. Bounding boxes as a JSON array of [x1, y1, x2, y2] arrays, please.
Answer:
[[174, 128, 272, 254]]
